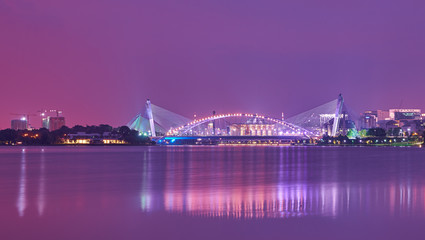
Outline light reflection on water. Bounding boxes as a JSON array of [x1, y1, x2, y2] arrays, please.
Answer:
[[143, 158, 425, 218], [37, 149, 46, 216], [3, 146, 425, 219], [16, 149, 26, 217]]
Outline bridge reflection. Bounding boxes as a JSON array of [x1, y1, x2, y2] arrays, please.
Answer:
[[139, 147, 425, 219], [155, 181, 425, 218]]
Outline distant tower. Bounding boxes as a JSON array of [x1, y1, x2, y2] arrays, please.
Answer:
[[331, 94, 344, 137], [281, 112, 285, 121], [146, 99, 156, 137]]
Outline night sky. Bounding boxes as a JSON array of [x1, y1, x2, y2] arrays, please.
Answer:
[[1, 0, 424, 129]]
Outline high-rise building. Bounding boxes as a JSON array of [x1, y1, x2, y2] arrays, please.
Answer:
[[48, 117, 66, 131], [11, 118, 27, 130], [42, 116, 49, 129], [40, 110, 65, 131], [377, 110, 390, 121], [360, 111, 377, 129]]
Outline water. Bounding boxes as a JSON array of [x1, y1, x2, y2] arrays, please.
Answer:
[[1, 146, 425, 239]]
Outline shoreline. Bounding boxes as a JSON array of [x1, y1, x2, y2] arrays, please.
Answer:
[[0, 143, 422, 147]]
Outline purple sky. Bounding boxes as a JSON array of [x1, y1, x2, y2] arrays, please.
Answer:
[[1, 0, 424, 128]]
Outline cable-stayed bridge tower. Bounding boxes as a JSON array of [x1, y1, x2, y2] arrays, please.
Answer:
[[331, 94, 344, 137], [145, 99, 156, 137], [286, 94, 359, 137], [127, 99, 191, 137]]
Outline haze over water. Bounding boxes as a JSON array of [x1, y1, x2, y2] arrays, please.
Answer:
[[1, 146, 425, 239]]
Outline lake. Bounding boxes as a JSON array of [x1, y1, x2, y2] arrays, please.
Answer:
[[1, 146, 425, 239]]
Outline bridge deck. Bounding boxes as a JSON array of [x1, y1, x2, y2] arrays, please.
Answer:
[[157, 135, 310, 145]]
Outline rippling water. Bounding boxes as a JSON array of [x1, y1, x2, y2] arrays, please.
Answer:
[[1, 146, 425, 239]]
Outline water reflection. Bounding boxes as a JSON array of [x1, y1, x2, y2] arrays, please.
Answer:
[[14, 148, 47, 217], [140, 151, 151, 211], [16, 149, 27, 217], [7, 147, 425, 219], [145, 180, 425, 218], [138, 147, 425, 219], [37, 149, 46, 216]]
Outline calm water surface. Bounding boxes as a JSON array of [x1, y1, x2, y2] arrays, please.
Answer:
[[1, 146, 425, 239]]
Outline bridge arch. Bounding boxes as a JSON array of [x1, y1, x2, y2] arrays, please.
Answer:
[[167, 113, 314, 137]]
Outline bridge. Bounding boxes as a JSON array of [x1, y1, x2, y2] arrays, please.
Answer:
[[127, 95, 358, 145], [166, 113, 313, 137], [157, 135, 310, 145]]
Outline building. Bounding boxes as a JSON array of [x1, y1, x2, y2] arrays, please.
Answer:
[[65, 132, 126, 144], [389, 109, 421, 120], [11, 118, 27, 130], [42, 117, 49, 129], [40, 110, 65, 131], [48, 117, 65, 131], [229, 120, 276, 136], [399, 120, 422, 135], [377, 110, 390, 121], [360, 111, 377, 129]]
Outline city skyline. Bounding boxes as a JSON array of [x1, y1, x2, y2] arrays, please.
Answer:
[[1, 0, 425, 129], [3, 96, 424, 130]]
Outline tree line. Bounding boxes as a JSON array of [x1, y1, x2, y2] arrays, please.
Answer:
[[0, 125, 153, 145], [320, 127, 425, 145]]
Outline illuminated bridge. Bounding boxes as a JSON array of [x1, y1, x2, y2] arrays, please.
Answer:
[[167, 113, 312, 136], [128, 95, 359, 145], [157, 113, 313, 145]]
